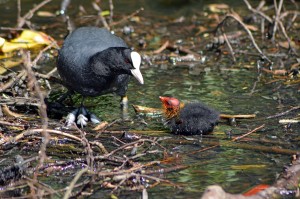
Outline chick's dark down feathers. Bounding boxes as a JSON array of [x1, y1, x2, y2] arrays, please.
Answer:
[[168, 102, 219, 135]]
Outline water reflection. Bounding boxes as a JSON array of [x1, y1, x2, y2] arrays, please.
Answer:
[[0, 0, 299, 198]]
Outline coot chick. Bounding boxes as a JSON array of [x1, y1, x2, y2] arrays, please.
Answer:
[[57, 27, 144, 126], [159, 96, 219, 135]]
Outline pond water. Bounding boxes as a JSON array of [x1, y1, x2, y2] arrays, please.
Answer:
[[0, 0, 299, 198]]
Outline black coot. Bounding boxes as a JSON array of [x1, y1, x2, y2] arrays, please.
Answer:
[[159, 96, 219, 135], [57, 27, 144, 126]]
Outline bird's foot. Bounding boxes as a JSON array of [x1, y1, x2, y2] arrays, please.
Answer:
[[120, 96, 129, 120], [65, 107, 101, 127]]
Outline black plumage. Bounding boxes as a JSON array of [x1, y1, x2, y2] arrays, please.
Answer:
[[57, 27, 143, 126], [160, 96, 219, 135]]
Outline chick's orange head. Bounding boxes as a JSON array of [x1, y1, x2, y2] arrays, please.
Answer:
[[159, 96, 183, 120], [159, 96, 180, 109]]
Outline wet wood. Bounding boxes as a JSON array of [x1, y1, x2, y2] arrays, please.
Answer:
[[219, 114, 256, 119]]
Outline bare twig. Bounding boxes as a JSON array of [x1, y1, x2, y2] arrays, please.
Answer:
[[95, 119, 121, 138], [111, 7, 144, 27], [216, 14, 272, 64], [92, 2, 110, 30], [63, 167, 89, 199], [32, 42, 59, 67], [90, 141, 109, 154], [22, 51, 50, 171], [75, 125, 94, 168], [17, 0, 52, 28], [222, 31, 236, 62], [25, 176, 61, 198], [17, 0, 21, 24], [232, 124, 265, 141], [266, 106, 300, 119], [153, 40, 170, 54], [0, 128, 82, 145], [279, 11, 300, 20], [243, 0, 273, 22], [0, 97, 40, 107], [103, 139, 159, 158], [109, 0, 114, 25], [0, 120, 26, 128], [277, 19, 299, 56], [190, 124, 265, 154], [271, 0, 284, 41], [0, 70, 26, 92], [91, 161, 161, 176]]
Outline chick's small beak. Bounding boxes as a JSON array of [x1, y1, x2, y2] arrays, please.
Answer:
[[130, 51, 144, 84], [159, 96, 169, 106], [159, 96, 166, 103]]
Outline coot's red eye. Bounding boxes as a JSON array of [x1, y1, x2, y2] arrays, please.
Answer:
[[125, 58, 130, 63]]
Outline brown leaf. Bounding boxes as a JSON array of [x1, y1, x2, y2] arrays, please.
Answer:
[[207, 4, 229, 13], [93, 121, 108, 131], [132, 105, 162, 115]]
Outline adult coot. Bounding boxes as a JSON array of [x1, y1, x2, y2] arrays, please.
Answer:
[[159, 96, 219, 135], [57, 27, 144, 126]]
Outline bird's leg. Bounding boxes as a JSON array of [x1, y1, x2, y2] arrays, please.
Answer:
[[74, 97, 88, 127], [65, 97, 87, 127], [76, 105, 89, 128], [65, 108, 79, 127], [65, 97, 101, 127], [120, 96, 129, 120], [77, 97, 101, 126], [86, 109, 101, 124]]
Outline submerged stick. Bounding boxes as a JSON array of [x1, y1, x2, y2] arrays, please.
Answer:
[[190, 124, 299, 155], [231, 124, 265, 141], [63, 167, 89, 199], [219, 114, 256, 119], [266, 106, 300, 119]]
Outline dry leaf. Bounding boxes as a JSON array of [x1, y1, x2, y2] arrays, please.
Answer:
[[132, 104, 162, 115], [93, 121, 108, 131], [243, 184, 270, 196], [207, 4, 229, 13], [37, 11, 56, 17], [1, 30, 54, 53]]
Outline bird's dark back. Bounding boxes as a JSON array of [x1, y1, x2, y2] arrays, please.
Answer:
[[58, 27, 128, 69]]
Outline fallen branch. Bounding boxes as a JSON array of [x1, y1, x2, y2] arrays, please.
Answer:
[[266, 106, 300, 119], [110, 7, 144, 26], [232, 124, 265, 141], [17, 0, 52, 28], [220, 114, 256, 119], [0, 128, 82, 145], [215, 13, 272, 64], [63, 167, 89, 199]]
